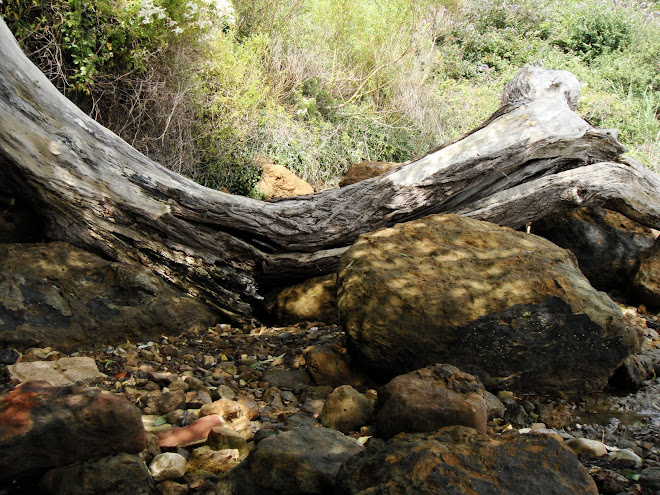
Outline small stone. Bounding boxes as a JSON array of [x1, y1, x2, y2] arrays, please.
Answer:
[[186, 390, 212, 408], [213, 385, 237, 400], [207, 427, 249, 458], [565, 438, 608, 457], [155, 390, 187, 415], [202, 355, 217, 368], [149, 452, 187, 482], [320, 385, 373, 434], [167, 380, 190, 393], [607, 448, 643, 469]]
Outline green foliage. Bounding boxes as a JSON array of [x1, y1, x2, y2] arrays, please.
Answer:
[[2, 0, 659, 192], [554, 2, 633, 60]]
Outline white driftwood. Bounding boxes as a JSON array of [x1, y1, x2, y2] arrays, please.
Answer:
[[0, 17, 658, 321]]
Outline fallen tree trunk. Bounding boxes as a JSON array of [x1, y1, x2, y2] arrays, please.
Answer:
[[1, 17, 659, 322]]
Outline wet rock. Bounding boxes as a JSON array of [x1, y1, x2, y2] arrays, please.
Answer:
[[320, 385, 373, 433], [0, 381, 145, 480], [339, 161, 399, 187], [255, 160, 314, 199], [240, 426, 364, 494], [0, 242, 217, 351], [336, 426, 598, 495], [304, 345, 365, 387], [7, 357, 106, 387], [337, 214, 637, 394], [632, 237, 660, 307], [375, 364, 488, 437], [532, 207, 656, 292], [149, 453, 187, 482], [139, 432, 162, 463], [40, 452, 155, 495], [265, 273, 338, 324], [185, 389, 212, 409], [565, 438, 608, 457]]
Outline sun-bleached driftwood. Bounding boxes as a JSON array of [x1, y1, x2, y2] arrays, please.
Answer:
[[1, 17, 658, 321]]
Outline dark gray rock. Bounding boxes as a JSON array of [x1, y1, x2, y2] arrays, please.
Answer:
[[336, 426, 598, 495], [238, 426, 364, 494], [0, 242, 217, 351], [40, 453, 155, 495]]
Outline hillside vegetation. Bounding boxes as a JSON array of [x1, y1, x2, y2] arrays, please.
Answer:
[[2, 0, 658, 196]]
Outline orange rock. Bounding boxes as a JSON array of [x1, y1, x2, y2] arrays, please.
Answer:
[[157, 414, 225, 448]]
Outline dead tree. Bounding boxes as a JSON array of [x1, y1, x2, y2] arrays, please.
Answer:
[[1, 18, 659, 322]]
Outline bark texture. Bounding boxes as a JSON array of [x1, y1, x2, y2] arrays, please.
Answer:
[[0, 18, 659, 321]]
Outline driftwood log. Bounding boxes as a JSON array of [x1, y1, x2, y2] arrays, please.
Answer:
[[1, 17, 659, 322]]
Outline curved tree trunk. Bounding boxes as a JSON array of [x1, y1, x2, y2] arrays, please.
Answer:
[[1, 18, 659, 322]]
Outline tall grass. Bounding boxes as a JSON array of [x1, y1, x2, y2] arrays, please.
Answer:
[[2, 0, 659, 192]]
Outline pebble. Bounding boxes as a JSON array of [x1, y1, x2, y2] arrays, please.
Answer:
[[565, 438, 608, 457], [607, 448, 643, 469]]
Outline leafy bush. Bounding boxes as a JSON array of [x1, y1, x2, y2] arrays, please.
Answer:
[[2, 0, 658, 191]]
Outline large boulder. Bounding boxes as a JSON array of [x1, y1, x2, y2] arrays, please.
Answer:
[[375, 364, 488, 437], [337, 214, 637, 393], [0, 381, 146, 480], [532, 206, 657, 292], [336, 426, 598, 495], [0, 242, 217, 351]]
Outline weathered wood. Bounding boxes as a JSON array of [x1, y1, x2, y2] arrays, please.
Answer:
[[0, 17, 658, 322]]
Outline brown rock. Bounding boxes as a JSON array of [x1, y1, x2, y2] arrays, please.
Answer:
[[337, 214, 637, 394], [7, 357, 106, 387], [265, 273, 338, 324], [0, 242, 217, 351], [0, 381, 145, 481], [304, 345, 365, 387], [255, 161, 314, 199], [40, 452, 155, 495], [339, 161, 399, 187], [320, 385, 373, 434], [336, 426, 598, 495], [375, 364, 488, 437]]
